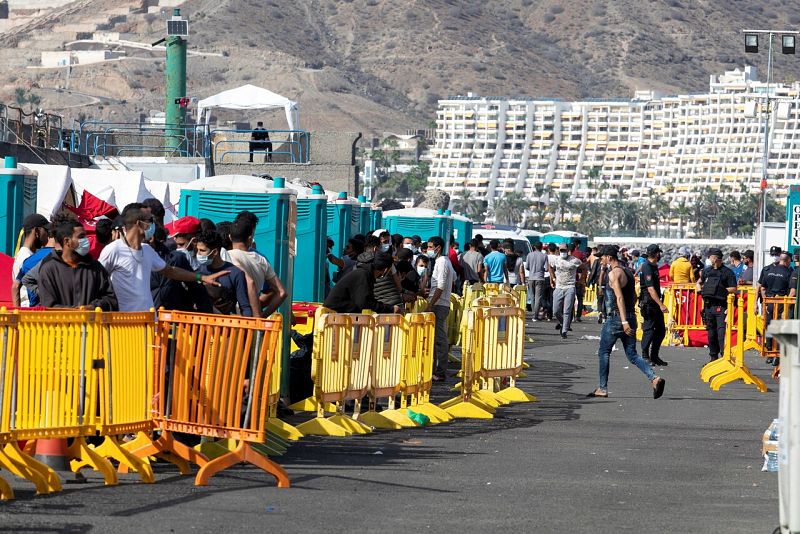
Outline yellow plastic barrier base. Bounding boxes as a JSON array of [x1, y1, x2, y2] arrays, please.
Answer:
[[495, 386, 537, 403], [522, 361, 530, 369], [710, 367, 768, 393], [440, 395, 497, 414], [411, 402, 453, 424], [473, 390, 508, 407], [85, 436, 155, 484], [358, 411, 403, 430], [376, 409, 419, 428], [0, 474, 12, 501], [444, 400, 494, 419], [329, 414, 373, 435], [68, 437, 118, 486], [267, 418, 304, 441], [0, 442, 61, 495], [288, 397, 337, 414], [700, 358, 735, 383], [296, 417, 353, 437]]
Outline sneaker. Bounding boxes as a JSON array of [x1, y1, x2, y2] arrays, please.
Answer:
[[560, 332, 568, 340], [531, 318, 538, 323], [555, 323, 562, 331]]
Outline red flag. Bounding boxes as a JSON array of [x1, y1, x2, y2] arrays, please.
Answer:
[[65, 190, 118, 228]]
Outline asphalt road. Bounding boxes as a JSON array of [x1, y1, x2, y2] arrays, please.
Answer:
[[0, 317, 779, 533]]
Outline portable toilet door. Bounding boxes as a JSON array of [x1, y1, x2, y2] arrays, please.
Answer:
[[293, 184, 328, 302], [0, 157, 37, 256], [357, 195, 372, 236], [179, 175, 297, 394], [370, 207, 382, 233], [448, 211, 473, 251], [383, 207, 452, 250], [326, 192, 354, 282]]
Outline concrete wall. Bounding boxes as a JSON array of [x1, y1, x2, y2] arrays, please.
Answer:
[[8, 0, 72, 8], [309, 131, 360, 165]]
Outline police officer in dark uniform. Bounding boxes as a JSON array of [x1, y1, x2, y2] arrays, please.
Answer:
[[639, 244, 669, 366], [759, 250, 793, 364], [696, 248, 738, 363]]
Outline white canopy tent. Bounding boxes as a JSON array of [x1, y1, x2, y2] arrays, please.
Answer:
[[196, 84, 299, 131]]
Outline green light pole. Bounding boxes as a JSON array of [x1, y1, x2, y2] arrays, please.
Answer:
[[164, 8, 188, 155]]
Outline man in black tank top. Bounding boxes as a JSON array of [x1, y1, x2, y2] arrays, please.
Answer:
[[587, 245, 666, 399]]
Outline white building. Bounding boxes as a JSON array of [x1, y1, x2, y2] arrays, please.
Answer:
[[429, 66, 800, 206]]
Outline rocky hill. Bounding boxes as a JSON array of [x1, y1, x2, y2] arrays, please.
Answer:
[[2, 0, 800, 135]]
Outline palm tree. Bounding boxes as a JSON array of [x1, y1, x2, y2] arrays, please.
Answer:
[[491, 192, 531, 226], [553, 191, 572, 226], [453, 188, 484, 221]]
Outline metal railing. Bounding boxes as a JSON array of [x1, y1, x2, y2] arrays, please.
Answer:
[[76, 121, 207, 158], [208, 129, 309, 164]]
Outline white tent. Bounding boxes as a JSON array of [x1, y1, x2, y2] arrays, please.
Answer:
[[197, 84, 299, 131]]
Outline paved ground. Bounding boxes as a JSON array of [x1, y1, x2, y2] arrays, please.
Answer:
[[0, 317, 779, 533]]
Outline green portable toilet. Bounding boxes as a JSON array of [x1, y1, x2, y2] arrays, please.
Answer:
[[179, 174, 297, 393], [383, 208, 453, 250], [517, 229, 543, 247], [326, 192, 355, 282], [370, 206, 382, 232], [0, 157, 37, 256], [357, 195, 372, 235], [290, 183, 328, 302], [448, 211, 473, 250], [542, 230, 588, 251]]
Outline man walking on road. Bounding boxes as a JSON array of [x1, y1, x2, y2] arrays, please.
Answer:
[[483, 240, 507, 283], [639, 244, 669, 367], [548, 244, 583, 339], [525, 242, 548, 321], [588, 245, 665, 399], [425, 236, 456, 382], [696, 248, 738, 363]]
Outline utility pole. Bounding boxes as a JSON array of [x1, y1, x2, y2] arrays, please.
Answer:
[[161, 9, 188, 155]]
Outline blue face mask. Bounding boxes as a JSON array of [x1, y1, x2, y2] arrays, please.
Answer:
[[426, 250, 437, 259], [143, 221, 156, 240], [196, 253, 211, 266], [76, 237, 90, 256]]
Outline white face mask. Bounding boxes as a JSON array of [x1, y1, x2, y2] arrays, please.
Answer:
[[380, 244, 391, 253], [404, 243, 417, 253], [560, 252, 568, 259], [772, 255, 781, 263], [417, 266, 427, 277], [76, 237, 90, 256]]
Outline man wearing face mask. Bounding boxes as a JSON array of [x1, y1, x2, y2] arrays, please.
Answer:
[[757, 246, 790, 303], [150, 222, 213, 313], [548, 245, 584, 339], [38, 220, 118, 311], [195, 230, 252, 316], [165, 216, 202, 270], [323, 252, 401, 314], [426, 236, 456, 381], [739, 250, 755, 284], [697, 248, 738, 363], [100, 208, 227, 312], [639, 244, 669, 366], [12, 213, 50, 306]]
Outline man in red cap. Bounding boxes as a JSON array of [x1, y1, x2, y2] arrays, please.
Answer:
[[166, 216, 201, 270]]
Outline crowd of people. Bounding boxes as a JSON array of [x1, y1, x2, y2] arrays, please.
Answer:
[[11, 201, 287, 321]]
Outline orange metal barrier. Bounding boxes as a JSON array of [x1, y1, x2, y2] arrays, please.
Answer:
[[125, 310, 289, 488]]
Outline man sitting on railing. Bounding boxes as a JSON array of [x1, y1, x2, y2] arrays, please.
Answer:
[[249, 121, 272, 163]]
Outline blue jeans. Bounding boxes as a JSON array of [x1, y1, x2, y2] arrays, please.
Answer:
[[598, 313, 655, 391]]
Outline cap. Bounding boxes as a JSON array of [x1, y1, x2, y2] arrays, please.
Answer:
[[23, 213, 49, 232], [708, 247, 723, 258], [770, 245, 783, 256], [678, 246, 691, 257], [646, 244, 663, 256], [629, 249, 640, 257], [165, 216, 201, 237], [599, 245, 619, 258]]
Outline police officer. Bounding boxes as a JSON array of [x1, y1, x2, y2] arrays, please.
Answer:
[[639, 244, 669, 366], [696, 248, 738, 363], [759, 250, 793, 364]]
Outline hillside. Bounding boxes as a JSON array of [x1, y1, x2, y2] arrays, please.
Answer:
[[2, 0, 800, 135]]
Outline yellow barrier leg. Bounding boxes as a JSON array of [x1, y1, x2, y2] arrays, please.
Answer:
[[296, 417, 353, 437], [444, 400, 494, 419], [412, 403, 453, 423], [287, 397, 337, 414], [195, 441, 290, 488], [1, 442, 60, 494], [358, 410, 403, 430], [267, 418, 304, 441], [0, 473, 13, 501], [699, 358, 735, 383], [496, 386, 537, 403], [472, 389, 506, 407], [710, 367, 768, 393], [68, 437, 118, 486], [329, 413, 373, 435], [91, 437, 155, 484]]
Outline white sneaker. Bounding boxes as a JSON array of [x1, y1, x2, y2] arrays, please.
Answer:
[[531, 318, 538, 323]]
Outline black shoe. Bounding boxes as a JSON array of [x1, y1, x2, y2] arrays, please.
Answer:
[[766, 357, 775, 365], [568, 327, 573, 332], [597, 316, 603, 324], [651, 357, 669, 367], [653, 377, 666, 399], [709, 355, 719, 363], [555, 323, 562, 331], [560, 332, 568, 340], [575, 317, 582, 323]]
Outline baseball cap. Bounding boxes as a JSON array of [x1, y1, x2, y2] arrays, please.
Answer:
[[770, 245, 783, 256], [646, 244, 663, 256], [600, 245, 620, 258], [23, 213, 49, 232], [678, 246, 691, 257], [165, 216, 201, 237], [707, 247, 723, 258]]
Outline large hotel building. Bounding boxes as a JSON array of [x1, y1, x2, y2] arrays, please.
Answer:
[[428, 67, 800, 205]]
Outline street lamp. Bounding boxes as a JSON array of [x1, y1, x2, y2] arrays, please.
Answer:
[[742, 29, 800, 224]]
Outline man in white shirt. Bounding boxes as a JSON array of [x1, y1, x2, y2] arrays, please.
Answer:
[[99, 208, 227, 312], [425, 236, 455, 381], [226, 218, 287, 318], [13, 214, 50, 307], [548, 244, 584, 339]]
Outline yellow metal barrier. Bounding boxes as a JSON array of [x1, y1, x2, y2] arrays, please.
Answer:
[[0, 312, 18, 500], [360, 314, 408, 430], [125, 311, 289, 487], [699, 291, 767, 392], [404, 312, 452, 424], [512, 285, 527, 312]]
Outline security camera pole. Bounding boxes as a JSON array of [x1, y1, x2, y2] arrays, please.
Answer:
[[162, 8, 188, 155]]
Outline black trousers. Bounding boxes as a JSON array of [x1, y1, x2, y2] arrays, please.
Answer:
[[640, 303, 666, 360], [704, 306, 727, 359]]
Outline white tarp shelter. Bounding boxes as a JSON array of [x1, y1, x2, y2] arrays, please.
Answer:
[[71, 168, 150, 211], [19, 163, 72, 220], [196, 84, 299, 131]]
